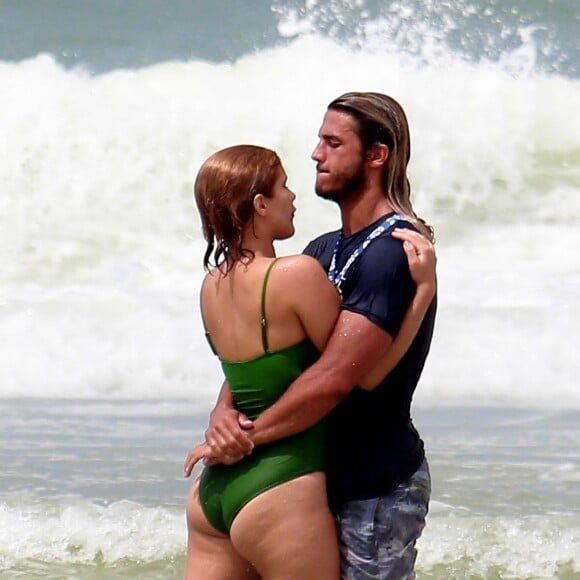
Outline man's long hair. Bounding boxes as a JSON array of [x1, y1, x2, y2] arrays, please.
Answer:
[[328, 92, 434, 242]]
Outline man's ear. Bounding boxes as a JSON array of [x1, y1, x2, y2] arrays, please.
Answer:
[[367, 143, 389, 168], [253, 193, 268, 216]]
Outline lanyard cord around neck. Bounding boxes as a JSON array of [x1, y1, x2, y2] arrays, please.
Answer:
[[328, 213, 405, 295]]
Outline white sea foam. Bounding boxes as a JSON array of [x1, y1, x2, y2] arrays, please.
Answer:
[[1, 35, 579, 406], [0, 501, 183, 569], [1, 500, 577, 576], [419, 511, 580, 579]]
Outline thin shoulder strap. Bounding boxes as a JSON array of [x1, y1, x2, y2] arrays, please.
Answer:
[[260, 258, 279, 353]]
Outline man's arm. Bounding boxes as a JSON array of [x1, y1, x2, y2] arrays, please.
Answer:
[[204, 255, 341, 459], [205, 313, 392, 455], [205, 230, 436, 455], [249, 229, 436, 444], [250, 310, 392, 445]]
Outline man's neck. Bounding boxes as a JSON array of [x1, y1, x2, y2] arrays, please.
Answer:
[[339, 190, 394, 237]]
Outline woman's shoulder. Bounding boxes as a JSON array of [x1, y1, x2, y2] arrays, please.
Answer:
[[200, 267, 225, 296], [274, 254, 327, 278], [272, 255, 334, 300]]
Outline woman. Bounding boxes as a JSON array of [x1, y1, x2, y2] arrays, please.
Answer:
[[184, 145, 435, 579]]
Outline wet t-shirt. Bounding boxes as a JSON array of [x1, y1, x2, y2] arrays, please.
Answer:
[[303, 213, 437, 508]]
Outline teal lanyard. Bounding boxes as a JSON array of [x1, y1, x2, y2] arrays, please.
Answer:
[[327, 213, 405, 295]]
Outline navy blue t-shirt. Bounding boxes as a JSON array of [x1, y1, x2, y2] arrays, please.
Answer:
[[303, 213, 437, 507]]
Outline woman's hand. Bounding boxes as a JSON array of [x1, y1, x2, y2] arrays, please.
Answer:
[[183, 442, 246, 477], [392, 228, 437, 291], [183, 443, 210, 477]]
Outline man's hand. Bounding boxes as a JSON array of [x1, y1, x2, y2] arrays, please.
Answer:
[[205, 404, 255, 462]]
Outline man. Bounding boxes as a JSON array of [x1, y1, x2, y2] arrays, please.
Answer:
[[206, 92, 437, 579]]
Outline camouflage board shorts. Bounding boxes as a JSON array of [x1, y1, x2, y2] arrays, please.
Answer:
[[334, 459, 431, 580]]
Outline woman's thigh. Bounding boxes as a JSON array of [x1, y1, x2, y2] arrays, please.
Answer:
[[185, 480, 259, 580], [230, 473, 340, 580]]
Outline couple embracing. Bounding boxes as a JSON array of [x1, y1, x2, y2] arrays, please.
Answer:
[[184, 92, 437, 580]]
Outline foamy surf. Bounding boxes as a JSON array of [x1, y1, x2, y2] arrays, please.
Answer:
[[2, 1, 579, 578]]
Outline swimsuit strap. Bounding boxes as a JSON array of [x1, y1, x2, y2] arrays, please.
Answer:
[[260, 258, 280, 354]]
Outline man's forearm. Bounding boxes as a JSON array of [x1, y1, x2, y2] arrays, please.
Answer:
[[250, 310, 391, 446], [251, 361, 351, 445]]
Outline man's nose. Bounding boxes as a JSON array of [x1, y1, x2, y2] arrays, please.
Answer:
[[311, 142, 323, 161]]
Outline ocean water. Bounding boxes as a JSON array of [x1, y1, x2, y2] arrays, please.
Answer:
[[1, 1, 579, 578]]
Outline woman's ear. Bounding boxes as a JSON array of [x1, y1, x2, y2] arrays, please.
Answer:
[[253, 193, 268, 216]]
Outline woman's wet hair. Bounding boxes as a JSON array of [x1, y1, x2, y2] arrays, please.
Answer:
[[194, 144, 281, 272], [328, 92, 434, 242]]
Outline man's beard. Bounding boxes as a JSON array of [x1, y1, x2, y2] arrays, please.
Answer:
[[315, 161, 365, 203]]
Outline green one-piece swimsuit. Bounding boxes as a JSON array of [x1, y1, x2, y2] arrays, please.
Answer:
[[199, 258, 326, 534]]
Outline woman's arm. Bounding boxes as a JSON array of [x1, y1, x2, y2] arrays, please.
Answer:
[[358, 228, 437, 390]]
